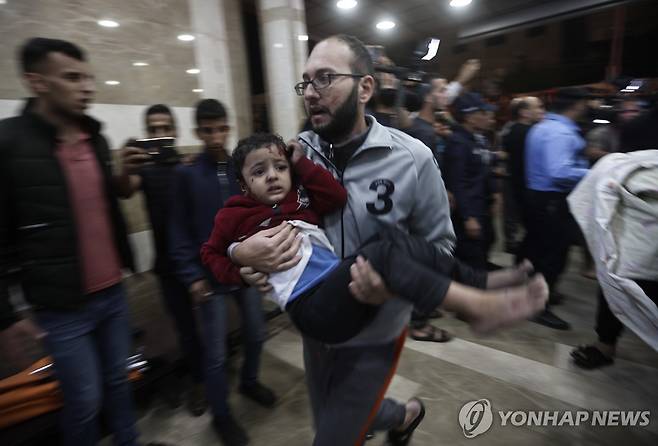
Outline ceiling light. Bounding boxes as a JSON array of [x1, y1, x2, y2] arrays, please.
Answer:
[[177, 34, 195, 42], [337, 0, 357, 9], [376, 20, 396, 30], [273, 43, 284, 48], [98, 19, 119, 28], [592, 119, 611, 124], [193, 88, 203, 93], [186, 68, 200, 74], [105, 80, 120, 85], [450, 0, 472, 7], [132, 62, 149, 67], [298, 35, 309, 41], [625, 85, 640, 90], [620, 89, 633, 93]]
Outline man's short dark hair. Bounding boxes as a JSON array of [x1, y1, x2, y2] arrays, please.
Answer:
[[19, 37, 86, 73], [232, 133, 287, 180], [195, 99, 227, 126], [551, 87, 589, 113], [145, 104, 175, 125], [329, 34, 374, 77]]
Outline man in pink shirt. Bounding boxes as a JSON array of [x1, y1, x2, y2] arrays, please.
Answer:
[[0, 38, 159, 446]]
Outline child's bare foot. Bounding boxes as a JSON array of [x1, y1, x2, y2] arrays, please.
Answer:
[[486, 259, 534, 289], [470, 274, 548, 334]]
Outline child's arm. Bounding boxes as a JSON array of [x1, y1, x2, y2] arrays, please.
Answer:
[[200, 209, 244, 285], [290, 143, 348, 215]]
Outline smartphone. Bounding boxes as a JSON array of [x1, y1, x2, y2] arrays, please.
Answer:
[[132, 137, 180, 164]]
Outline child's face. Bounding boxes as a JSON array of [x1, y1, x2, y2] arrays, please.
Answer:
[[241, 144, 292, 205]]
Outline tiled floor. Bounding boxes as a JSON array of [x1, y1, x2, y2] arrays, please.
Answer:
[[112, 249, 658, 446]]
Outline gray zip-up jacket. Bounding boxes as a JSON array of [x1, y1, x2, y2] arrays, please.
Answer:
[[299, 115, 456, 346]]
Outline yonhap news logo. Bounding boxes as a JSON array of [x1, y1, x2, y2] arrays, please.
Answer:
[[458, 399, 651, 439], [459, 399, 494, 438]]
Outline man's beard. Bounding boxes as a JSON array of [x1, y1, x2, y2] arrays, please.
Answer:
[[312, 84, 359, 144]]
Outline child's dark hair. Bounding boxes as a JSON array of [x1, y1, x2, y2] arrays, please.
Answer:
[[233, 133, 288, 179]]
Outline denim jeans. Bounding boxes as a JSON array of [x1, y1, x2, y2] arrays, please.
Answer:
[[198, 287, 265, 420], [35, 283, 138, 446], [158, 274, 204, 383]]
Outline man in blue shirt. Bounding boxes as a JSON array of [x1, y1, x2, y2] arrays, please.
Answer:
[[524, 87, 589, 330]]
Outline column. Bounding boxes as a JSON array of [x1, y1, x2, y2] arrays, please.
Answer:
[[188, 0, 253, 151], [257, 0, 308, 140]]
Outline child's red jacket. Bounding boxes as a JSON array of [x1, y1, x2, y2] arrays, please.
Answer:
[[200, 156, 347, 285]]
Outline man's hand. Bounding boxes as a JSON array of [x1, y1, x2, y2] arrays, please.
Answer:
[[465, 217, 482, 239], [348, 256, 395, 305], [287, 140, 306, 165], [189, 279, 213, 306], [456, 59, 481, 85], [0, 319, 45, 371], [240, 267, 273, 293], [121, 145, 151, 175], [232, 222, 302, 273]]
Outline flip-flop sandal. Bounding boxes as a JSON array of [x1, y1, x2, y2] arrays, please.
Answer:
[[387, 398, 426, 446], [570, 345, 614, 369], [410, 325, 452, 342]]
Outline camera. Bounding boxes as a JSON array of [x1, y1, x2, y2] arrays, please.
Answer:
[[131, 137, 180, 164]]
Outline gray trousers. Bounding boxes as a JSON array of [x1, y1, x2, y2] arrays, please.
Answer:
[[303, 331, 407, 446]]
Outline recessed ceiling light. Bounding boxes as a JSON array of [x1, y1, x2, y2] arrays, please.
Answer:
[[298, 35, 309, 41], [105, 80, 120, 85], [132, 62, 149, 67], [376, 20, 396, 30], [337, 0, 357, 9], [450, 0, 472, 7], [273, 43, 284, 48], [186, 68, 200, 74], [193, 88, 204, 93], [98, 19, 119, 28], [177, 34, 195, 41]]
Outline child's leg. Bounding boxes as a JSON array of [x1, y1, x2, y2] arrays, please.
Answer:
[[440, 275, 549, 333], [286, 257, 378, 344]]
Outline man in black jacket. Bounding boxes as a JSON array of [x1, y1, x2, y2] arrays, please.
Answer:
[[501, 96, 544, 254], [0, 38, 142, 446], [444, 92, 497, 269]]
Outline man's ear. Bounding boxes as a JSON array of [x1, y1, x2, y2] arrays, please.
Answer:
[[194, 127, 201, 140], [359, 75, 375, 104], [23, 72, 48, 95]]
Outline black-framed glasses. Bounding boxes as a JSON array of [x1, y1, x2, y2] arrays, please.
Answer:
[[294, 72, 364, 96]]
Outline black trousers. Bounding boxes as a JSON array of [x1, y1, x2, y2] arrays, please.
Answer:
[[287, 230, 487, 344], [454, 215, 495, 270], [522, 190, 578, 291], [596, 280, 658, 345]]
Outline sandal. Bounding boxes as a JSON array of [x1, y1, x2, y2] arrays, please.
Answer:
[[570, 345, 614, 369], [387, 397, 426, 446], [410, 325, 452, 343]]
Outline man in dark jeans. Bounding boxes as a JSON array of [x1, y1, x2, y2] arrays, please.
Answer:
[[0, 38, 148, 446], [168, 99, 275, 446], [524, 87, 590, 331], [121, 104, 206, 415]]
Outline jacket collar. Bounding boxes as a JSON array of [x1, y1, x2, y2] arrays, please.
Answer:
[[545, 112, 579, 132], [298, 115, 393, 168], [21, 97, 102, 138]]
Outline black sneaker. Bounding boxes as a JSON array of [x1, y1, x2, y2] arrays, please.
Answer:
[[531, 308, 571, 330], [239, 382, 277, 408], [187, 383, 207, 417], [213, 416, 249, 446]]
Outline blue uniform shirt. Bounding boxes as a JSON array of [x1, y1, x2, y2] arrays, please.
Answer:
[[525, 112, 589, 192]]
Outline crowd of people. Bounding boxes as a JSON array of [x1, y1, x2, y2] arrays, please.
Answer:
[[0, 34, 655, 446]]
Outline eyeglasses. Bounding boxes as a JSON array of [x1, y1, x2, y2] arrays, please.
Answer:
[[294, 72, 364, 96]]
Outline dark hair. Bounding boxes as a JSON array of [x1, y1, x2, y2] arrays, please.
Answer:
[[19, 37, 86, 73], [145, 103, 175, 125], [551, 87, 589, 113], [232, 133, 288, 180], [195, 99, 227, 126], [329, 34, 374, 76]]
